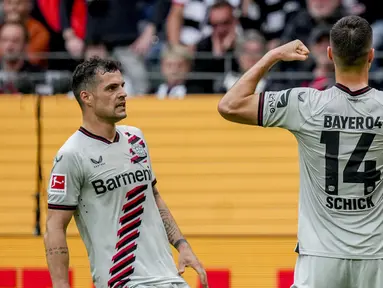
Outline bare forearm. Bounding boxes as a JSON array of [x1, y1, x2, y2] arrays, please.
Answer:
[[154, 192, 185, 248], [166, 7, 183, 45], [44, 230, 70, 287], [218, 50, 281, 124]]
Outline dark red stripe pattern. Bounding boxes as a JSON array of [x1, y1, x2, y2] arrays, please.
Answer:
[[48, 204, 77, 210], [108, 184, 148, 288], [257, 92, 265, 126], [126, 133, 148, 164]]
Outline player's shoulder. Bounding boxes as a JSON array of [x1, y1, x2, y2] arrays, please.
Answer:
[[55, 130, 86, 159], [369, 88, 383, 104], [117, 125, 145, 138]]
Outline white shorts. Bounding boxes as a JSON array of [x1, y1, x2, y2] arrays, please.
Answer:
[[292, 255, 383, 288]]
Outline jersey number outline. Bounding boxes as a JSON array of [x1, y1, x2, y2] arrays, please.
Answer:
[[320, 131, 381, 196]]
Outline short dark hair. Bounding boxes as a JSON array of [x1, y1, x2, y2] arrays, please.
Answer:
[[1, 20, 29, 44], [330, 15, 372, 68], [71, 57, 122, 107]]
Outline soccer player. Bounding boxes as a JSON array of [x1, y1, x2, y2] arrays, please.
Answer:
[[218, 15, 383, 288], [44, 58, 208, 288]]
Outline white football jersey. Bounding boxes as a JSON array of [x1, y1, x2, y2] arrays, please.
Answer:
[[47, 126, 186, 288], [259, 83, 383, 259]]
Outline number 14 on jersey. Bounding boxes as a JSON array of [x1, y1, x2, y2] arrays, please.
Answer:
[[320, 131, 381, 196]]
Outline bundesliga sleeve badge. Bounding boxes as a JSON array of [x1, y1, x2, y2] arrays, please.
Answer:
[[49, 174, 67, 195]]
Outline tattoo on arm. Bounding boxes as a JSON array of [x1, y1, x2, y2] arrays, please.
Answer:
[[154, 186, 186, 247], [45, 247, 68, 257], [159, 207, 180, 246]]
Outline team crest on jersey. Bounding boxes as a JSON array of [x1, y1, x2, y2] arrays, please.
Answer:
[[131, 143, 147, 157], [125, 131, 148, 164]]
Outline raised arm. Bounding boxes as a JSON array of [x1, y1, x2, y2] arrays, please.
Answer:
[[166, 1, 185, 46], [153, 185, 209, 288], [217, 40, 310, 125], [44, 209, 74, 288]]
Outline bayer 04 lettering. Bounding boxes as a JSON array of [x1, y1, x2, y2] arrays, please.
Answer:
[[320, 131, 382, 211]]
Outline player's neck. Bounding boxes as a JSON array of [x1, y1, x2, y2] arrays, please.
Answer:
[[81, 117, 117, 142], [335, 69, 369, 91]]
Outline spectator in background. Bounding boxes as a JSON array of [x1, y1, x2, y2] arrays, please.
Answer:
[[0, 21, 44, 94], [240, 0, 303, 50], [192, 0, 240, 93], [219, 29, 266, 93], [267, 0, 346, 90], [152, 44, 197, 99], [60, 0, 158, 95], [2, 0, 50, 67], [166, 0, 240, 49], [60, 0, 87, 60], [301, 25, 334, 90]]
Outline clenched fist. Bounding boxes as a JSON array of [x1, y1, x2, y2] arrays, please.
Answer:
[[273, 40, 310, 62]]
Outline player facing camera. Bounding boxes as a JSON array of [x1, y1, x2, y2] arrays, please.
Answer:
[[71, 57, 127, 125], [45, 56, 208, 288]]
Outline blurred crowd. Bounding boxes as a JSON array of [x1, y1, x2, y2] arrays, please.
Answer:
[[0, 0, 382, 97]]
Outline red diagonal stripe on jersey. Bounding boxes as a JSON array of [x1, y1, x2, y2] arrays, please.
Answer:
[[107, 266, 134, 287], [116, 230, 139, 249], [130, 148, 133, 154], [143, 160, 147, 163], [109, 254, 135, 275], [120, 206, 143, 224], [112, 242, 137, 262], [122, 193, 145, 211], [131, 155, 139, 162], [114, 280, 129, 288], [125, 185, 146, 199], [118, 218, 141, 237], [128, 135, 138, 143]]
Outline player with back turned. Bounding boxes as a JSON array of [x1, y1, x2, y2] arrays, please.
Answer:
[[44, 57, 209, 288], [218, 15, 383, 288]]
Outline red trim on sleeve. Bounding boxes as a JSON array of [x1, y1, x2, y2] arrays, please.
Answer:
[[48, 204, 77, 211], [152, 179, 157, 187], [258, 92, 265, 126]]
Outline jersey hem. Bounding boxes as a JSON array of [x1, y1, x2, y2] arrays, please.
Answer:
[[298, 249, 383, 260], [48, 204, 77, 210]]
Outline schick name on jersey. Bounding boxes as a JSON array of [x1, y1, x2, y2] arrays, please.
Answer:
[[324, 115, 382, 130], [326, 195, 375, 211], [91, 169, 152, 194]]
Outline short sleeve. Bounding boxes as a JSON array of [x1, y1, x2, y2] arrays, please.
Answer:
[[47, 150, 83, 210], [258, 88, 311, 131]]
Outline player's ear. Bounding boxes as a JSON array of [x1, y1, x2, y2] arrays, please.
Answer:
[[80, 91, 93, 107], [368, 48, 374, 64], [327, 46, 333, 61]]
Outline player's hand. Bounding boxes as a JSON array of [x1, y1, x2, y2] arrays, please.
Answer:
[[65, 35, 84, 60], [178, 243, 209, 288], [272, 39, 310, 62]]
